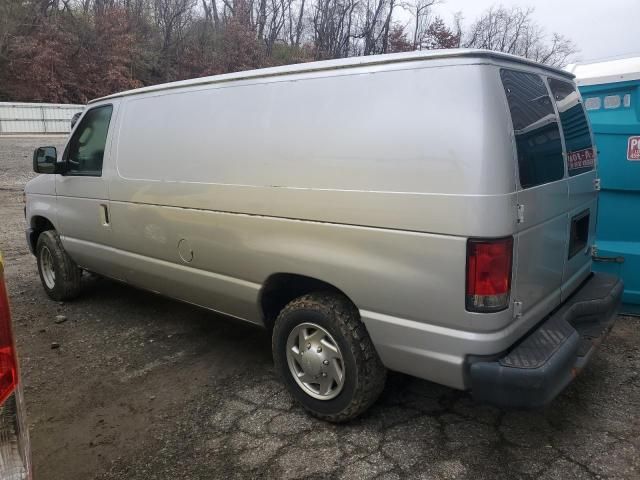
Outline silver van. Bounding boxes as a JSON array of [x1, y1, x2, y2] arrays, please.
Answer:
[[25, 49, 622, 421]]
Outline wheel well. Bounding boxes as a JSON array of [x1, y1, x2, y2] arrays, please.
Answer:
[[260, 273, 349, 331], [28, 216, 55, 252]]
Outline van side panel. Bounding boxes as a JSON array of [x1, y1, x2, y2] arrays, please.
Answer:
[[102, 61, 520, 388], [114, 63, 515, 198], [105, 203, 469, 327], [107, 62, 516, 316]]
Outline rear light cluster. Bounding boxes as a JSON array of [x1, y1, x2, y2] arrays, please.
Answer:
[[466, 237, 513, 312], [0, 262, 17, 404]]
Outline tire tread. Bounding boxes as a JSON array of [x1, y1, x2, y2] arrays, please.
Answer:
[[36, 230, 82, 301], [273, 291, 386, 422]]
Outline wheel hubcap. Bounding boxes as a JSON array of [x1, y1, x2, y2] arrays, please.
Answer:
[[40, 246, 56, 289], [286, 322, 345, 400]]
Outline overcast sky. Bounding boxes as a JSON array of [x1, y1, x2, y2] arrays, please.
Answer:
[[435, 0, 638, 63]]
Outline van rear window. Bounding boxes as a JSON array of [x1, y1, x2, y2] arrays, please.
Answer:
[[548, 78, 595, 176], [500, 70, 564, 189]]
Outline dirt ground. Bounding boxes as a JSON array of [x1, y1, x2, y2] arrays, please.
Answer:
[[0, 136, 639, 480]]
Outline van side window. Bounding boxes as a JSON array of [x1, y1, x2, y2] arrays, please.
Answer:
[[547, 78, 595, 176], [500, 70, 565, 189], [64, 105, 113, 176]]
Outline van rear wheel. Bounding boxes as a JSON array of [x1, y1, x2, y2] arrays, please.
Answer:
[[36, 230, 82, 301], [272, 292, 386, 422]]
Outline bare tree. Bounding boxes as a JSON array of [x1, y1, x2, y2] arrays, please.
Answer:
[[312, 0, 357, 58], [153, 0, 196, 80], [462, 5, 577, 67], [255, 0, 267, 38], [357, 0, 404, 55], [360, 0, 384, 54], [403, 0, 435, 50], [379, 0, 397, 53], [202, 0, 221, 29], [528, 32, 577, 68], [286, 0, 305, 47], [262, 0, 288, 53]]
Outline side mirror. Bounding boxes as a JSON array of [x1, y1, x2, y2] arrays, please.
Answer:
[[33, 147, 65, 174]]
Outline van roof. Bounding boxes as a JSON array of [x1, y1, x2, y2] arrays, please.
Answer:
[[89, 48, 573, 104], [565, 56, 640, 86]]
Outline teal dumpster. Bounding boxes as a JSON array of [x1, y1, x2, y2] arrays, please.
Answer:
[[568, 58, 640, 314]]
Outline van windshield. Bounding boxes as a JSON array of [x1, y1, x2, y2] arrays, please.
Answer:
[[547, 78, 595, 176], [500, 69, 565, 189]]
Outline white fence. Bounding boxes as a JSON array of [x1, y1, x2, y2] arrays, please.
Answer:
[[0, 102, 84, 134]]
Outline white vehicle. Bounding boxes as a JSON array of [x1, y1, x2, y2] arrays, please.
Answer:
[[25, 49, 621, 421]]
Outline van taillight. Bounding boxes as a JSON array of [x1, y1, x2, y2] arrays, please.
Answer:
[[466, 237, 513, 312], [0, 267, 17, 405]]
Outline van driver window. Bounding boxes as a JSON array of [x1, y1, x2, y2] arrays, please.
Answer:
[[64, 105, 113, 176], [500, 70, 565, 189]]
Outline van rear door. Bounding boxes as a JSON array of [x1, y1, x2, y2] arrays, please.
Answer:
[[501, 69, 569, 318], [547, 78, 597, 300]]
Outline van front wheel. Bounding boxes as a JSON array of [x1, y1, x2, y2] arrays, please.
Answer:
[[36, 230, 82, 301], [272, 292, 386, 422]]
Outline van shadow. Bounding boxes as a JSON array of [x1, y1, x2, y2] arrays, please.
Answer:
[[74, 273, 274, 373], [75, 272, 463, 408]]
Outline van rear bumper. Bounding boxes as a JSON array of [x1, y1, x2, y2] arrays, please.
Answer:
[[468, 272, 623, 408]]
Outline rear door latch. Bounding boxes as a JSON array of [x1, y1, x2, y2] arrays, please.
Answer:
[[593, 178, 601, 191], [516, 204, 525, 224]]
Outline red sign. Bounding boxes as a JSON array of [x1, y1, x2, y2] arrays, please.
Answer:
[[628, 136, 640, 161], [567, 147, 595, 170]]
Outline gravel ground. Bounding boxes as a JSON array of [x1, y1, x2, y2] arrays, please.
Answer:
[[1, 136, 639, 480]]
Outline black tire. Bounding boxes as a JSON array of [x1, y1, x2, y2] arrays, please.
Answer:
[[272, 291, 387, 422], [36, 230, 82, 301]]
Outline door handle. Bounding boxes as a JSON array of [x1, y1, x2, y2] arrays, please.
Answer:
[[99, 204, 110, 226]]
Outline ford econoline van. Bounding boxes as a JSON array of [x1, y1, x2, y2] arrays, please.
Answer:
[[25, 49, 622, 421]]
